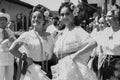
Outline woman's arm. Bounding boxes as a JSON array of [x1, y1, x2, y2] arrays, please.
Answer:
[[9, 33, 33, 65], [9, 32, 28, 59], [71, 39, 97, 61], [9, 41, 24, 58]]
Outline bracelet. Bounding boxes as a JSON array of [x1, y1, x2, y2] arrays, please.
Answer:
[[21, 53, 27, 61]]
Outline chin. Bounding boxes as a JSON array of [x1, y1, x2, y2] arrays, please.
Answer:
[[33, 23, 41, 26]]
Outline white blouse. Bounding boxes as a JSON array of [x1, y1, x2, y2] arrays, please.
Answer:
[[52, 26, 98, 80], [0, 28, 14, 66], [11, 30, 54, 61], [54, 26, 92, 60]]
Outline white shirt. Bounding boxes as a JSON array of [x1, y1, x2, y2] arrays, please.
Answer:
[[54, 26, 94, 64], [0, 28, 15, 66], [101, 27, 120, 55]]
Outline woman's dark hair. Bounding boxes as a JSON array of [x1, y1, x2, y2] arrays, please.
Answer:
[[30, 4, 51, 26], [32, 4, 46, 19], [58, 2, 81, 26]]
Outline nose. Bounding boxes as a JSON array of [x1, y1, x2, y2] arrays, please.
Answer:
[[63, 14, 67, 19]]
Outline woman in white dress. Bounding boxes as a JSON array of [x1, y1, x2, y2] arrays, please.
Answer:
[[9, 4, 54, 80], [51, 1, 98, 80]]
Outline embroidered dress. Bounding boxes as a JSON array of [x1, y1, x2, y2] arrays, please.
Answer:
[[11, 30, 54, 80], [52, 26, 98, 80], [20, 64, 51, 80]]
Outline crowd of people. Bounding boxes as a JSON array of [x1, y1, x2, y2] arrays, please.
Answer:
[[0, 0, 120, 80]]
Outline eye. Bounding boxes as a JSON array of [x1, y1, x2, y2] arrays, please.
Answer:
[[60, 12, 70, 16], [32, 16, 36, 19], [37, 16, 42, 19], [107, 15, 112, 18], [100, 22, 104, 24], [0, 18, 7, 22], [32, 16, 42, 19], [66, 12, 70, 16]]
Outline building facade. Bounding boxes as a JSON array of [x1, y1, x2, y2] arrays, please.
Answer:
[[88, 0, 120, 13], [0, 0, 33, 31]]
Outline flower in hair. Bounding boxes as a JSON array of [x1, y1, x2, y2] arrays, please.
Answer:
[[70, 4, 76, 10], [44, 10, 49, 17], [74, 7, 79, 13], [73, 11, 78, 16], [73, 7, 79, 16]]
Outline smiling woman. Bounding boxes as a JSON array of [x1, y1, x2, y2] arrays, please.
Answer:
[[52, 1, 98, 80], [9, 4, 54, 80]]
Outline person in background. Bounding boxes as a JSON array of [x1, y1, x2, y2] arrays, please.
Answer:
[[46, 16, 65, 40], [7, 21, 15, 31], [0, 12, 16, 80], [98, 9, 120, 80], [46, 16, 60, 34], [89, 16, 109, 77], [51, 1, 98, 80], [9, 4, 54, 80], [98, 17, 108, 31]]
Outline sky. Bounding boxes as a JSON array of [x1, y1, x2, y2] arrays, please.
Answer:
[[20, 0, 79, 11]]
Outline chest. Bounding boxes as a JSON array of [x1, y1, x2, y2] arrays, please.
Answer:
[[60, 31, 82, 45], [104, 32, 120, 51]]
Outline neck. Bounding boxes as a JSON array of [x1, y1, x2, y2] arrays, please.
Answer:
[[112, 24, 120, 32], [34, 26, 45, 37], [66, 22, 75, 31]]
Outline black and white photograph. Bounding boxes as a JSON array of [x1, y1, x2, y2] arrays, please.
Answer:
[[0, 0, 120, 80]]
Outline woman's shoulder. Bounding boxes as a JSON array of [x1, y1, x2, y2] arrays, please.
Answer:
[[17, 30, 35, 41], [19, 31, 29, 38], [116, 29, 120, 34], [15, 30, 36, 44], [21, 30, 34, 37], [74, 26, 89, 36]]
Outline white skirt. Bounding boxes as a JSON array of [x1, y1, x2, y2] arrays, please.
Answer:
[[51, 56, 98, 80], [20, 63, 51, 80]]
